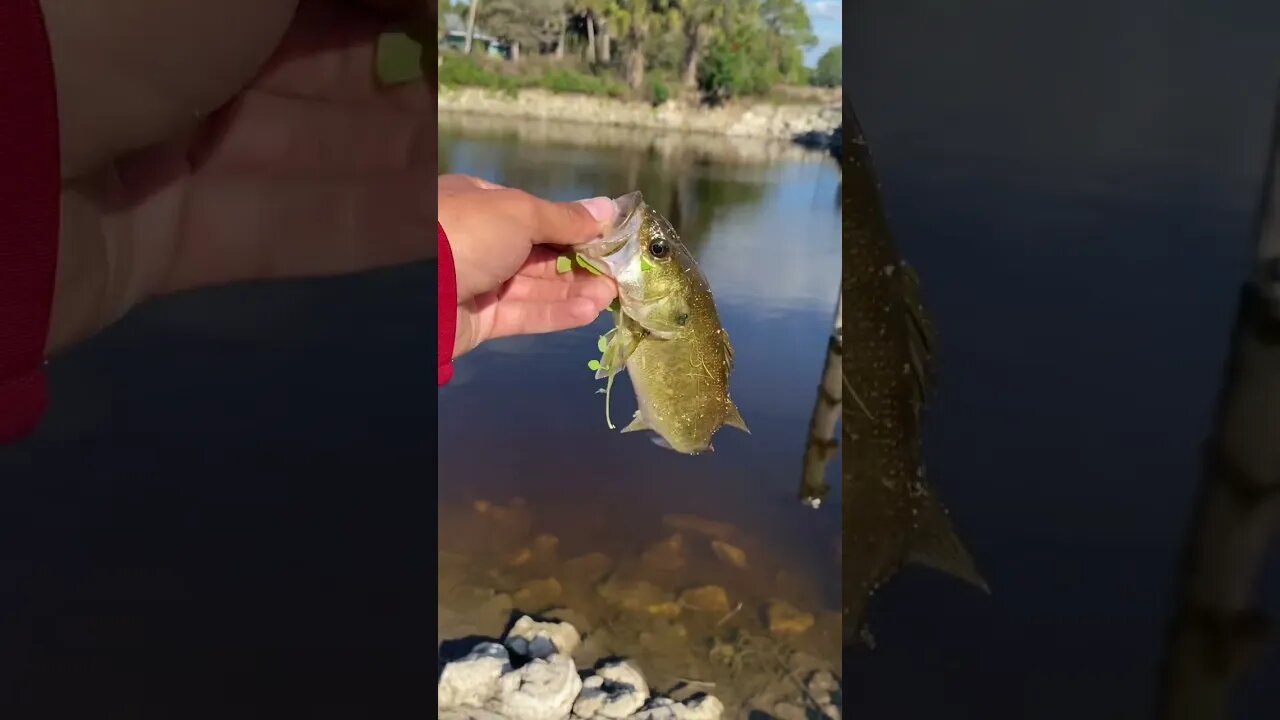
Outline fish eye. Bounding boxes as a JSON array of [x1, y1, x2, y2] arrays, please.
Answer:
[[648, 240, 669, 259]]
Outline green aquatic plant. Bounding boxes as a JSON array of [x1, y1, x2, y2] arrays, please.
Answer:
[[556, 253, 645, 432]]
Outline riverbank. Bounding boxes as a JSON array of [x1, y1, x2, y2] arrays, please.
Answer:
[[438, 111, 834, 166], [437, 86, 841, 144]]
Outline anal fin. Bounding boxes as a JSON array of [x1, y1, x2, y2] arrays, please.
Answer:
[[723, 399, 750, 435], [621, 412, 648, 433]]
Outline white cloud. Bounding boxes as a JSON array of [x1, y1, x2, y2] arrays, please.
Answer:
[[809, 0, 843, 22]]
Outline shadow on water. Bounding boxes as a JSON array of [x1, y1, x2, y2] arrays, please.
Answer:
[[437, 114, 843, 714]]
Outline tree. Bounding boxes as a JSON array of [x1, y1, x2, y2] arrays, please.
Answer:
[[476, 0, 563, 60], [610, 0, 678, 90], [464, 0, 479, 54], [675, 0, 727, 90], [760, 0, 816, 83], [812, 44, 841, 88]]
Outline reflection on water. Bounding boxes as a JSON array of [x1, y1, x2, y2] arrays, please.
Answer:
[[437, 115, 842, 714]]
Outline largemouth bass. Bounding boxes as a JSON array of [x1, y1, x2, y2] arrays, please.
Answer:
[[843, 103, 988, 646], [577, 192, 749, 455]]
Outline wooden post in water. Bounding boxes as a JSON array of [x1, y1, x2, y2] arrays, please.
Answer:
[[1157, 85, 1280, 720], [799, 289, 843, 507]]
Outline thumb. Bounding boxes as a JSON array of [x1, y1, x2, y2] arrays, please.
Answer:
[[520, 194, 617, 247]]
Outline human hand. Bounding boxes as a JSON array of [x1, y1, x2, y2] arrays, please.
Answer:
[[437, 175, 619, 359], [42, 0, 431, 355]]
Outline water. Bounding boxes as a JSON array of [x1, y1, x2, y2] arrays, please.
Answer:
[[437, 114, 844, 710], [845, 0, 1280, 717]]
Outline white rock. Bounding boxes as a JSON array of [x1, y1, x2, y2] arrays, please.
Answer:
[[439, 708, 511, 720], [572, 660, 649, 718], [439, 642, 511, 709], [630, 698, 681, 720], [680, 695, 724, 720], [494, 654, 582, 720], [628, 694, 724, 720], [505, 615, 582, 659]]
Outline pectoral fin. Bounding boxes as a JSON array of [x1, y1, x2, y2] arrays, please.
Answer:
[[906, 487, 989, 594], [723, 400, 750, 435]]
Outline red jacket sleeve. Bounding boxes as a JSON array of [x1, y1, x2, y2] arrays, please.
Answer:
[[437, 222, 456, 385], [0, 0, 60, 444]]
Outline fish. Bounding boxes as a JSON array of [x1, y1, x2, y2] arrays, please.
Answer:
[[842, 101, 989, 647], [576, 191, 749, 455]]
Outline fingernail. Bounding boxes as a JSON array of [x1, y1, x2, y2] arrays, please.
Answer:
[[577, 196, 616, 223]]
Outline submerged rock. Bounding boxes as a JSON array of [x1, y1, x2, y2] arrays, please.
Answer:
[[505, 615, 582, 659], [641, 533, 686, 572], [765, 600, 814, 636], [513, 577, 563, 610], [572, 660, 649, 718], [598, 577, 672, 612], [660, 514, 736, 541], [532, 533, 560, 559], [678, 585, 730, 614], [562, 552, 614, 586], [438, 642, 511, 710], [710, 540, 748, 569], [807, 669, 839, 697]]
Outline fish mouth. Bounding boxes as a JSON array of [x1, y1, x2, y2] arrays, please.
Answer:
[[580, 191, 645, 269]]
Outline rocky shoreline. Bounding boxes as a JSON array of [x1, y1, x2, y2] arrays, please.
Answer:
[[437, 87, 841, 147], [438, 499, 842, 719]]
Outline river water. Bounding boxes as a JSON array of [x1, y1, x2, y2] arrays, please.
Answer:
[[437, 113, 844, 714]]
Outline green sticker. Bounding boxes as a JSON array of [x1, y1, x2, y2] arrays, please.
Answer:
[[641, 255, 653, 272], [375, 32, 424, 86], [588, 359, 602, 372], [556, 256, 572, 274], [597, 335, 609, 353]]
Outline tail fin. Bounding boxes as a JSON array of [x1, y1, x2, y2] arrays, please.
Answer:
[[906, 487, 989, 594]]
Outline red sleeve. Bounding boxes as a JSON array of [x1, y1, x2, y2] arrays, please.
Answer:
[[437, 222, 456, 385], [0, 0, 60, 444]]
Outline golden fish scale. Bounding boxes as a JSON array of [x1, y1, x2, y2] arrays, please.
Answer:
[[625, 235, 733, 452]]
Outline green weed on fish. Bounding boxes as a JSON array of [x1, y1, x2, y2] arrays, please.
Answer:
[[375, 32, 423, 86]]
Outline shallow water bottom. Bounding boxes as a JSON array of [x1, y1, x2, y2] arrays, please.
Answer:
[[437, 497, 842, 718]]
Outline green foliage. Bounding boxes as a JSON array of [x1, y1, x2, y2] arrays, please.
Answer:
[[648, 76, 671, 106], [812, 44, 841, 88], [443, 0, 823, 104], [697, 21, 775, 101], [539, 67, 629, 97], [439, 53, 525, 94]]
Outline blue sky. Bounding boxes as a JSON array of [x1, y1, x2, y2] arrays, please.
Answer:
[[803, 0, 842, 66]]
